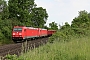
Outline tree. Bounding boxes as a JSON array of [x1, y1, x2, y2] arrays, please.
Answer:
[[71, 10, 90, 28], [61, 22, 70, 30], [8, 0, 48, 27], [49, 21, 58, 30], [0, 0, 8, 20], [71, 10, 90, 34], [0, 0, 4, 13], [31, 7, 48, 28], [8, 0, 36, 25], [2, 2, 9, 20]]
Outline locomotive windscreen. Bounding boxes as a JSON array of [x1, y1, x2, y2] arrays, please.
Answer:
[[13, 28, 22, 32]]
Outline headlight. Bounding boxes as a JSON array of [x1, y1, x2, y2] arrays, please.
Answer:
[[19, 33, 22, 35], [13, 33, 15, 35]]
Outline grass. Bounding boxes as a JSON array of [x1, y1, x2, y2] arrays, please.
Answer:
[[0, 40, 13, 46], [16, 36, 90, 60]]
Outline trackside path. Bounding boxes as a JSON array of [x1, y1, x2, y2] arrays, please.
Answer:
[[0, 37, 49, 57]]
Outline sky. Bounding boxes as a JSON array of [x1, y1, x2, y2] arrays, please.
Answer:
[[35, 0, 90, 26]]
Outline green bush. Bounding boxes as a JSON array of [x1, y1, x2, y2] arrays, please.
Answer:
[[5, 54, 17, 60], [49, 28, 75, 43]]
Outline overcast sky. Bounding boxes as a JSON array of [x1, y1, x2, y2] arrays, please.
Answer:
[[35, 0, 90, 26]]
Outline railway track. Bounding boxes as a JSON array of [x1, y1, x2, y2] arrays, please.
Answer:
[[0, 37, 49, 57]]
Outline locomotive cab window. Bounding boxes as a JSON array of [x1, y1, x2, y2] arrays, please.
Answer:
[[13, 28, 22, 32]]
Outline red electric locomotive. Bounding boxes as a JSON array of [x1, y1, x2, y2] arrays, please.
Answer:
[[12, 26, 56, 42]]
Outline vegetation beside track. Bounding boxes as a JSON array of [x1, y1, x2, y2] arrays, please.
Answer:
[[3, 34, 90, 60]]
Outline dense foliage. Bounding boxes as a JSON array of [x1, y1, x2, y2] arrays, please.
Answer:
[[49, 21, 58, 30], [31, 7, 48, 28]]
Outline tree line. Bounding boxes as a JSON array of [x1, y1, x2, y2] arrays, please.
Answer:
[[61, 10, 90, 35], [49, 10, 90, 43]]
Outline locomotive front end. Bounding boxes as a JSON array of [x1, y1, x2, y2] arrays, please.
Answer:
[[12, 27, 23, 42]]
